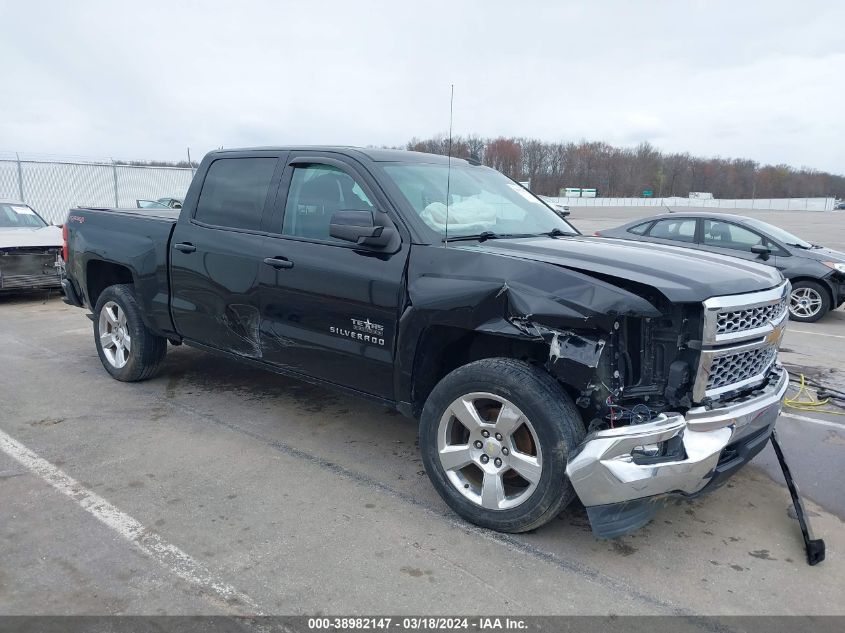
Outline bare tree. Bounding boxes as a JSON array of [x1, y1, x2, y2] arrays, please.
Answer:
[[399, 135, 845, 198]]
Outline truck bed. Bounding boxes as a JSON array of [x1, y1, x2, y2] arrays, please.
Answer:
[[64, 206, 179, 335]]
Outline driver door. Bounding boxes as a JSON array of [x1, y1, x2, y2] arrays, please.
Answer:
[[257, 152, 409, 398]]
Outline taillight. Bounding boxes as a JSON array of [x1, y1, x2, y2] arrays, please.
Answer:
[[593, 231, 602, 237], [62, 223, 69, 261]]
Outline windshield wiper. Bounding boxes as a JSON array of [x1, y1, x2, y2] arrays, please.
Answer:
[[505, 228, 576, 239], [540, 228, 575, 237], [786, 242, 811, 249], [442, 231, 502, 243], [443, 231, 566, 243]]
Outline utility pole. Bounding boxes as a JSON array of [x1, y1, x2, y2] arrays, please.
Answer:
[[111, 159, 119, 207], [15, 152, 24, 201], [751, 166, 757, 210]]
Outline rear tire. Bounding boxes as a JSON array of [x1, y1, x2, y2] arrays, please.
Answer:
[[93, 284, 167, 381], [420, 358, 586, 533], [788, 280, 830, 323]]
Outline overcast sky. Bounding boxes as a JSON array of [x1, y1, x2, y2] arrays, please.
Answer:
[[1, 0, 843, 173]]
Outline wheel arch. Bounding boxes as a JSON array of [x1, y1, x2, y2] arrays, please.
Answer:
[[788, 275, 835, 305], [86, 259, 135, 309], [408, 325, 582, 417]]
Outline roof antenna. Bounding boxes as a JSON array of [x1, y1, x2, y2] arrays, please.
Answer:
[[444, 84, 454, 246]]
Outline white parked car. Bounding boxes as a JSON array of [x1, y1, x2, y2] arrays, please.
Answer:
[[0, 200, 63, 293]]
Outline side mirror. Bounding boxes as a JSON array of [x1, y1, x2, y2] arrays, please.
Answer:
[[330, 210, 396, 248], [751, 244, 772, 260]]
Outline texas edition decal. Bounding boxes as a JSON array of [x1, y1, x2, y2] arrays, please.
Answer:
[[330, 318, 386, 346]]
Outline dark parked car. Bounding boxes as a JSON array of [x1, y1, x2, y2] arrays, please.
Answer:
[[136, 199, 171, 209], [597, 212, 845, 322], [157, 197, 183, 209], [62, 148, 789, 538], [136, 198, 183, 210]]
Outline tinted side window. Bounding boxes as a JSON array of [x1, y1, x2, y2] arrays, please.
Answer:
[[628, 221, 653, 235], [282, 164, 374, 242], [647, 218, 696, 242], [702, 220, 764, 251], [195, 158, 277, 230]]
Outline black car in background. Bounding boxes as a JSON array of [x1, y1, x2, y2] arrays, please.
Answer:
[[597, 212, 845, 322]]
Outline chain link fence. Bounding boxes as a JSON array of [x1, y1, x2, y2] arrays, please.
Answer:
[[0, 154, 195, 224]]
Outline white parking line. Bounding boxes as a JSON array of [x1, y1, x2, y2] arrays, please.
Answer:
[[0, 427, 263, 615], [781, 411, 845, 430], [788, 329, 845, 340]]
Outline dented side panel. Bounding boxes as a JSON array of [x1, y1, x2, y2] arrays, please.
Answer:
[[170, 225, 268, 357]]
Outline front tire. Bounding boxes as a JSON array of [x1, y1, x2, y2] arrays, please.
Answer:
[[420, 358, 586, 533], [94, 284, 167, 381], [788, 280, 830, 323]]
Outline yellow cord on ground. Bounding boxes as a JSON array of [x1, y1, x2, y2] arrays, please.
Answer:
[[784, 373, 845, 416]]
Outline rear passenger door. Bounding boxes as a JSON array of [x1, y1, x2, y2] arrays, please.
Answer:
[[643, 217, 699, 246], [170, 151, 286, 356], [257, 152, 409, 399]]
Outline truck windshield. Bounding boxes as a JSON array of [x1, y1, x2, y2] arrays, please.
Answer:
[[382, 162, 577, 240], [0, 203, 48, 228]]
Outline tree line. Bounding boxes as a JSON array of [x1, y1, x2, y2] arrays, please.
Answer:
[[405, 136, 845, 199]]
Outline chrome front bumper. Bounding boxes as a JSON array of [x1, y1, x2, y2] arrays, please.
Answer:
[[566, 368, 788, 514]]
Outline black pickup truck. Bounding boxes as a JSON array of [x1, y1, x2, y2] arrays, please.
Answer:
[[62, 147, 790, 538]]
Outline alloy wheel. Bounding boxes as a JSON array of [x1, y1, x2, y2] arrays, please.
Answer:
[[98, 301, 131, 369], [789, 287, 823, 320], [437, 392, 543, 511]]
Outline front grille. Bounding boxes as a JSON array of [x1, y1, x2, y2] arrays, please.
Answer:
[[706, 345, 777, 392], [715, 297, 788, 336], [0, 273, 61, 289], [694, 282, 789, 402]]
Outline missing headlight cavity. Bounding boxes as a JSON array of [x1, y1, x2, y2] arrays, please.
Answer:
[[520, 309, 704, 430]]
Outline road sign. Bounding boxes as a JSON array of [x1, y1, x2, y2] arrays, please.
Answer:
[[642, 190, 653, 197]]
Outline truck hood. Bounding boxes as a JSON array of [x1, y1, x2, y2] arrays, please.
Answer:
[[0, 226, 63, 250], [472, 236, 783, 303]]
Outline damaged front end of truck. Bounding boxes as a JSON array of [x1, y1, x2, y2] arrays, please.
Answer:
[[560, 286, 789, 538], [539, 281, 790, 538], [403, 247, 791, 538]]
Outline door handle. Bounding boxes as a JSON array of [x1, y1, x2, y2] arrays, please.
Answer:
[[263, 256, 294, 270], [174, 242, 197, 253]]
